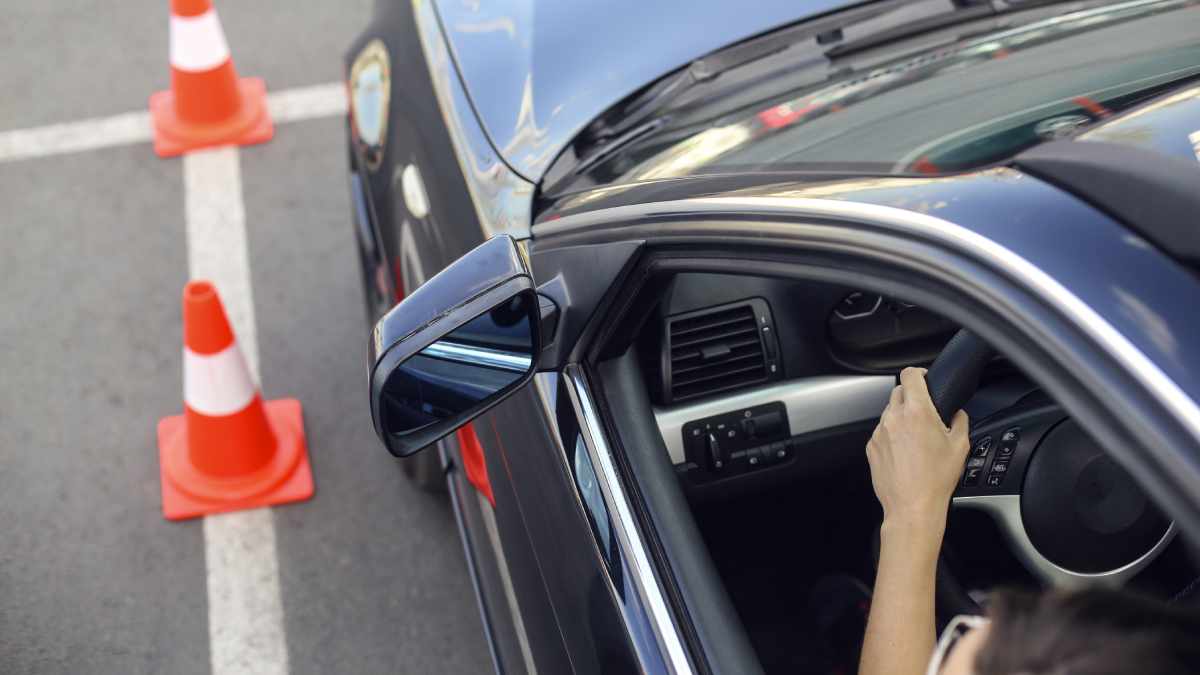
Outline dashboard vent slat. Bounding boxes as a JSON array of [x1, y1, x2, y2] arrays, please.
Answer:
[[672, 346, 763, 376], [670, 325, 758, 350], [667, 301, 772, 403]]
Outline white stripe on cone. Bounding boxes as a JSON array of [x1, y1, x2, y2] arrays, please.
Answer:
[[170, 10, 231, 73], [184, 343, 257, 416]]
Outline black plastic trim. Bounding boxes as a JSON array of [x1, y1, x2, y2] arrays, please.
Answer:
[[1014, 140, 1200, 266], [445, 462, 506, 675], [530, 240, 644, 369], [596, 353, 763, 675]]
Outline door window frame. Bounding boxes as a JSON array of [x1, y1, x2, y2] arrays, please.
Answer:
[[534, 196, 1200, 674]]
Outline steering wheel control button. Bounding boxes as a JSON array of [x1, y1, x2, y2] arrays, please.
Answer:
[[963, 467, 983, 486], [986, 473, 1004, 487], [991, 460, 1009, 474], [966, 456, 987, 470], [998, 427, 1020, 457], [971, 436, 993, 458]]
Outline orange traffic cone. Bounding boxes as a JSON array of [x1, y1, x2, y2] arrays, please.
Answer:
[[149, 0, 273, 157], [157, 281, 313, 520]]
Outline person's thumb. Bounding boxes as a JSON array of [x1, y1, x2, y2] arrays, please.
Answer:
[[949, 409, 970, 457]]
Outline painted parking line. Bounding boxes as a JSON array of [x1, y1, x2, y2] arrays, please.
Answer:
[[186, 146, 289, 675], [0, 81, 349, 672], [0, 82, 346, 163], [1, 80, 350, 674]]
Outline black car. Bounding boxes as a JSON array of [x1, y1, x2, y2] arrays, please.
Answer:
[[346, 1, 1200, 672]]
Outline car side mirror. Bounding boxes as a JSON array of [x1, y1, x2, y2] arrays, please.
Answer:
[[368, 235, 542, 457]]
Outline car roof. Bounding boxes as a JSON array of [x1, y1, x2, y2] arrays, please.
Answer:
[[432, 0, 865, 182]]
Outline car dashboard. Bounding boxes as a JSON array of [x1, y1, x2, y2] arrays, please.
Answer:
[[640, 273, 959, 499]]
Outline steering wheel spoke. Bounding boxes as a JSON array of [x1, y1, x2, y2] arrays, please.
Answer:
[[951, 407, 1175, 589], [953, 492, 1176, 589], [926, 330, 1175, 599]]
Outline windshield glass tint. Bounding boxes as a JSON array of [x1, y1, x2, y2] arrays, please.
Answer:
[[563, 0, 1200, 191]]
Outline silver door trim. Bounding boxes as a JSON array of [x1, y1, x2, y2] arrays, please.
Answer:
[[564, 365, 694, 675]]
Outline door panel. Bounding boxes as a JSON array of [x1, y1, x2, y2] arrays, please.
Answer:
[[447, 442, 544, 674], [470, 383, 642, 674]]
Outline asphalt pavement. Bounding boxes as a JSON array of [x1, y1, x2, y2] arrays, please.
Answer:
[[0, 2, 490, 673]]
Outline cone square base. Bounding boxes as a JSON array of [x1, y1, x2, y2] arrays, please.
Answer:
[[149, 76, 275, 158], [157, 398, 314, 521]]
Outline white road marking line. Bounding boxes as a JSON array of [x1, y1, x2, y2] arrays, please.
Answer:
[[186, 148, 258, 372], [267, 82, 348, 125], [0, 79, 349, 672], [0, 111, 152, 164], [0, 82, 347, 164], [203, 510, 288, 675], [185, 147, 289, 675]]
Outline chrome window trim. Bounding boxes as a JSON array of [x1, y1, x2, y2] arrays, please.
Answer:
[[531, 371, 671, 673], [955, 494, 1177, 589], [420, 340, 532, 372], [563, 365, 695, 675], [654, 375, 894, 465]]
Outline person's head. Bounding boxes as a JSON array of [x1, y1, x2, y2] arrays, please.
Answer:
[[935, 588, 1200, 675]]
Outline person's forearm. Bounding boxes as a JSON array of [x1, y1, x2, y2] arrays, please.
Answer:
[[859, 514, 945, 675]]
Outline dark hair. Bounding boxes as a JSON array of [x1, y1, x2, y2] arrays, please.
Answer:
[[974, 588, 1200, 675]]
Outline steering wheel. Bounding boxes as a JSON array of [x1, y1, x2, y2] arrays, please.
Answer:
[[924, 330, 1176, 615]]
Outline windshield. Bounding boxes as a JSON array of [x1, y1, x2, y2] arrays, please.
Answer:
[[545, 0, 1200, 196]]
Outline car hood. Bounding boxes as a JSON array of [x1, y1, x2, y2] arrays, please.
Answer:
[[432, 0, 862, 183], [1078, 84, 1200, 163]]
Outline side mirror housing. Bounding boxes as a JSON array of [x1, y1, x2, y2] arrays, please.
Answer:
[[368, 236, 540, 457]]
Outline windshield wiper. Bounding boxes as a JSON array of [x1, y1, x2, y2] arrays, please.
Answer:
[[823, 0, 1083, 59], [572, 0, 917, 164], [557, 0, 1069, 192]]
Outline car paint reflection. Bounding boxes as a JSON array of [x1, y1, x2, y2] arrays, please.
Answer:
[[599, 0, 1200, 185]]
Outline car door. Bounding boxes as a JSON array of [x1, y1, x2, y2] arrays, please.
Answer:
[[369, 173, 1200, 674], [373, 236, 681, 675], [521, 180, 1200, 636], [441, 236, 724, 675]]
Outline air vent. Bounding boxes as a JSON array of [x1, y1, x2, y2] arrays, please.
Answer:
[[665, 298, 779, 403]]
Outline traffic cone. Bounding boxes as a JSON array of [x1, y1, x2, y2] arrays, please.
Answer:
[[149, 0, 274, 157], [157, 281, 313, 520]]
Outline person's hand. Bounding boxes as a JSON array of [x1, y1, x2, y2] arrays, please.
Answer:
[[866, 367, 970, 532]]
